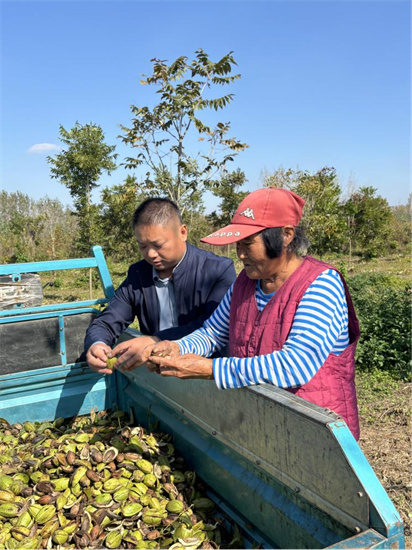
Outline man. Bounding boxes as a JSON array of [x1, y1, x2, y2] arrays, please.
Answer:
[[85, 197, 236, 374]]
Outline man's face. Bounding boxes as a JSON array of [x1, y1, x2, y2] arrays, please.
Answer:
[[134, 221, 188, 277]]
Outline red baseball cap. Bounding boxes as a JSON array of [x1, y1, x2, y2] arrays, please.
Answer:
[[201, 187, 305, 245]]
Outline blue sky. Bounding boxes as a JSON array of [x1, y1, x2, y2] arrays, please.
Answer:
[[1, 0, 410, 213]]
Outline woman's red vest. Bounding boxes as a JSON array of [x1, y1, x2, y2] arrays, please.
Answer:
[[229, 256, 360, 440]]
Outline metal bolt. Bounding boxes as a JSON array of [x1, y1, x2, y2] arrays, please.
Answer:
[[212, 430, 217, 436], [354, 526, 361, 533], [294, 487, 300, 493], [256, 459, 261, 465], [357, 492, 364, 498]]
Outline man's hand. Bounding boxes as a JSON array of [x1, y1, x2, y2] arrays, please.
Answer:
[[148, 353, 214, 380], [110, 336, 160, 372], [86, 343, 114, 375]]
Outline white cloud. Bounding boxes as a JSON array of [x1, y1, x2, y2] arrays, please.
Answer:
[[27, 143, 61, 154]]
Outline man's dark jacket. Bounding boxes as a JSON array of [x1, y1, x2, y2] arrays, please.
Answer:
[[84, 243, 236, 351]]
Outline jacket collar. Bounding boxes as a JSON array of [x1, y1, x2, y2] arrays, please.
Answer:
[[171, 243, 194, 280]]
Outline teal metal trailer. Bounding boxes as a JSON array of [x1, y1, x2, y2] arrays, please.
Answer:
[[0, 247, 405, 549]]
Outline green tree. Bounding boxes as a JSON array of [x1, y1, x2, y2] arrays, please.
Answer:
[[388, 194, 411, 254], [208, 169, 248, 227], [261, 166, 300, 190], [295, 167, 346, 255], [36, 197, 78, 260], [47, 122, 117, 254], [99, 175, 146, 259], [263, 166, 346, 255], [119, 49, 248, 213], [0, 191, 78, 262], [7, 211, 45, 262], [344, 186, 393, 259]]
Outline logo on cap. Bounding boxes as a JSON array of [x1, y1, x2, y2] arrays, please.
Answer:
[[239, 207, 255, 220], [206, 231, 241, 238]]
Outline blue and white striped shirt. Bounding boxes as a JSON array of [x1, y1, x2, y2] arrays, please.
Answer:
[[177, 268, 349, 390]]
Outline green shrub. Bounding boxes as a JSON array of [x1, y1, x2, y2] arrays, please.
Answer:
[[53, 277, 63, 289], [74, 270, 100, 289], [347, 273, 411, 380]]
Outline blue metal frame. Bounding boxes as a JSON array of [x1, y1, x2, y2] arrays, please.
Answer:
[[0, 245, 114, 301], [0, 245, 115, 369], [0, 249, 406, 549], [58, 315, 67, 365], [0, 307, 101, 324], [0, 246, 118, 423], [115, 369, 406, 550], [0, 298, 108, 318], [0, 363, 117, 425], [328, 421, 404, 545]]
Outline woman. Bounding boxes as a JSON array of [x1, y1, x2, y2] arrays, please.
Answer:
[[147, 188, 361, 439]]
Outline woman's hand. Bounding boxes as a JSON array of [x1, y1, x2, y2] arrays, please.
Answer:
[[145, 340, 181, 372], [150, 340, 181, 358], [148, 353, 214, 380]]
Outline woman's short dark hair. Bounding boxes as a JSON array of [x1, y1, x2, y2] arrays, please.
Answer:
[[261, 226, 309, 258], [132, 198, 183, 228]]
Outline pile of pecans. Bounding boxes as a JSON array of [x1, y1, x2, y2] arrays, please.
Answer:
[[0, 410, 241, 549]]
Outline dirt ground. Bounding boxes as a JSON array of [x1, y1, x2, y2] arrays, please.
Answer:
[[357, 379, 411, 548]]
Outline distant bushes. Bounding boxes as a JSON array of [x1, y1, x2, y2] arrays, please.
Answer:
[[348, 273, 411, 380], [0, 191, 78, 263]]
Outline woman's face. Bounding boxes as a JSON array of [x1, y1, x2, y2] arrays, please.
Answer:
[[236, 232, 283, 279]]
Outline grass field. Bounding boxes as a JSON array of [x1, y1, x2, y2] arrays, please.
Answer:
[[40, 249, 411, 545]]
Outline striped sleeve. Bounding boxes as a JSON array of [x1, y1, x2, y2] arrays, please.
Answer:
[[176, 284, 233, 356], [213, 269, 349, 390]]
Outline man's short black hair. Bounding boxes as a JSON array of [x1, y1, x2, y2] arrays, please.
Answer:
[[132, 198, 183, 228], [261, 226, 309, 258]]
